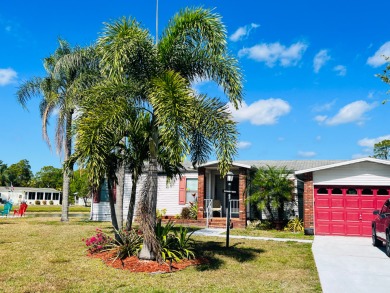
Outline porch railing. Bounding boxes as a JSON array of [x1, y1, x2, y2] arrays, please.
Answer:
[[230, 199, 239, 218], [204, 199, 213, 228]]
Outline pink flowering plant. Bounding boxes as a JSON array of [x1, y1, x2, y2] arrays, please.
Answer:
[[83, 228, 114, 254]]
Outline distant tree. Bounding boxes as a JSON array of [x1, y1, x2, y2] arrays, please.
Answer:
[[33, 166, 63, 189], [373, 140, 390, 160], [249, 166, 295, 222], [4, 159, 33, 187], [70, 169, 91, 206], [0, 160, 8, 186]]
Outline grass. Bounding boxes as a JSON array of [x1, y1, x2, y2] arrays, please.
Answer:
[[0, 216, 321, 292], [228, 228, 314, 240], [0, 205, 90, 213]]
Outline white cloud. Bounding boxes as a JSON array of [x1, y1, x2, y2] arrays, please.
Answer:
[[313, 50, 331, 73], [298, 151, 316, 158], [238, 41, 308, 67], [333, 65, 347, 76], [237, 141, 252, 149], [314, 115, 327, 123], [229, 23, 260, 42], [316, 100, 377, 126], [0, 68, 17, 86], [312, 100, 336, 112], [358, 134, 390, 147], [367, 41, 390, 67], [228, 98, 291, 125]]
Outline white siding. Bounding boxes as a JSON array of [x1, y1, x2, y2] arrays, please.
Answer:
[[122, 172, 198, 220], [91, 202, 111, 221], [314, 161, 390, 186]]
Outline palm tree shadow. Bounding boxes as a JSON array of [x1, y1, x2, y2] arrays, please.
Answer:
[[194, 241, 264, 271]]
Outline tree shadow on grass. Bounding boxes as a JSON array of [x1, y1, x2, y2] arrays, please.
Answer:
[[194, 240, 265, 271]]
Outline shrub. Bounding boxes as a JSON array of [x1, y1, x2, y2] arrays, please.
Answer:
[[42, 200, 47, 205], [35, 200, 41, 205], [112, 229, 143, 260], [189, 201, 198, 219], [84, 228, 114, 254], [156, 208, 167, 219], [49, 200, 54, 205], [284, 217, 304, 232], [247, 220, 273, 230], [181, 207, 191, 219], [174, 214, 181, 219]]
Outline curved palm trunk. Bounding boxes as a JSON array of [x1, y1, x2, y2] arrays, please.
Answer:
[[115, 162, 125, 230], [125, 171, 139, 231], [107, 177, 120, 241], [139, 127, 160, 261], [61, 112, 73, 222]]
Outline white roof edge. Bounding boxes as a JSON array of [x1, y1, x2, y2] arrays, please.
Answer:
[[199, 160, 251, 169], [295, 157, 390, 175]]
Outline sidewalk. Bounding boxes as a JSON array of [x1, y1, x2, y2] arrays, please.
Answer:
[[192, 228, 313, 243]]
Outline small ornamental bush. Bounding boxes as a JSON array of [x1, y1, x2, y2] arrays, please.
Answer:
[[83, 229, 114, 254], [35, 200, 41, 205], [49, 200, 54, 205], [42, 200, 47, 205], [189, 201, 198, 220], [181, 207, 191, 219], [113, 229, 143, 260], [284, 217, 304, 232]]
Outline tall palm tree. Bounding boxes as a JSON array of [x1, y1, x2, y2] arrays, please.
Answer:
[[16, 39, 96, 221], [70, 7, 242, 261], [97, 8, 242, 261]]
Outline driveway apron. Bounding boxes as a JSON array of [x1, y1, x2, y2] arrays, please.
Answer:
[[313, 235, 390, 292]]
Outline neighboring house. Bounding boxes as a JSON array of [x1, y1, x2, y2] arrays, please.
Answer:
[[91, 160, 343, 228], [0, 186, 62, 205]]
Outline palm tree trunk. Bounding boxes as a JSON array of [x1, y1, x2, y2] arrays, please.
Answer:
[[107, 178, 119, 240], [138, 127, 160, 261], [61, 112, 73, 222], [115, 162, 125, 230], [125, 171, 139, 231]]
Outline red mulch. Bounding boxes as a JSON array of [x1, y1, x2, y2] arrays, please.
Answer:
[[88, 251, 208, 273]]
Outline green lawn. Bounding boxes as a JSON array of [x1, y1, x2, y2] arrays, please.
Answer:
[[0, 216, 321, 292], [228, 228, 314, 240]]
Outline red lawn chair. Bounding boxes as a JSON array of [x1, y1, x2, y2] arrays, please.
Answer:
[[14, 202, 28, 217]]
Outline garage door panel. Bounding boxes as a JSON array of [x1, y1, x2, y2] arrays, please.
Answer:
[[345, 198, 359, 208], [331, 211, 344, 221], [316, 198, 330, 207], [345, 224, 360, 236], [316, 210, 330, 220], [316, 223, 330, 234], [331, 198, 344, 207], [361, 199, 376, 209], [330, 224, 345, 235]]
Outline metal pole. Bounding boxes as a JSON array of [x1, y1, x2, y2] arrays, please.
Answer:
[[155, 0, 159, 45], [226, 181, 231, 248]]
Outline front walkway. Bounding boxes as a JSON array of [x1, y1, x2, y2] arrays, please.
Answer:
[[312, 235, 390, 293], [192, 228, 313, 243]]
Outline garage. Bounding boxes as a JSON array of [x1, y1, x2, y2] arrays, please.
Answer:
[[296, 158, 390, 236]]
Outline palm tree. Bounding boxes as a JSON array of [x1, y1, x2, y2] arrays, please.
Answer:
[[16, 39, 96, 221], [249, 166, 295, 222], [70, 7, 243, 261]]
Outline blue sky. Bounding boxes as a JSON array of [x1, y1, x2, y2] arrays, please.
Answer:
[[1, 0, 390, 173]]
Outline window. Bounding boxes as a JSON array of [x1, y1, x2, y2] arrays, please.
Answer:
[[28, 192, 36, 200], [362, 188, 373, 195], [317, 188, 328, 195], [45, 193, 51, 200], [186, 178, 198, 203], [378, 189, 389, 196], [53, 193, 59, 200], [346, 188, 357, 195], [37, 192, 44, 200], [332, 188, 342, 195]]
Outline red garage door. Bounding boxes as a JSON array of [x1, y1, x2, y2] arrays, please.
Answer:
[[314, 186, 389, 236]]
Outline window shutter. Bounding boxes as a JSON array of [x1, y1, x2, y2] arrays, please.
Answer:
[[179, 176, 186, 205], [93, 188, 100, 203]]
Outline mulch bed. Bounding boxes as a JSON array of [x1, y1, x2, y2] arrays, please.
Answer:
[[88, 251, 208, 273]]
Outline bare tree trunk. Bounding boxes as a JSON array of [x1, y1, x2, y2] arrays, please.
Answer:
[[107, 178, 119, 238], [138, 128, 160, 261], [61, 112, 73, 222], [125, 172, 138, 231], [115, 162, 125, 230]]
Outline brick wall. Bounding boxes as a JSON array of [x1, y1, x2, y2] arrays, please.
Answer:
[[238, 168, 247, 222], [197, 167, 205, 219], [302, 172, 314, 234]]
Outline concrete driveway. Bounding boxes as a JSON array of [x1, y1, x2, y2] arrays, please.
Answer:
[[313, 236, 390, 292]]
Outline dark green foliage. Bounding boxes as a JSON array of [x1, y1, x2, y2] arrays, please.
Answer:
[[32, 166, 63, 189], [373, 139, 390, 160], [181, 207, 191, 219], [4, 159, 33, 187], [113, 229, 143, 260]]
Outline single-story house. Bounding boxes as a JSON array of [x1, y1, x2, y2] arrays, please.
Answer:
[[0, 187, 62, 205], [91, 157, 390, 236]]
